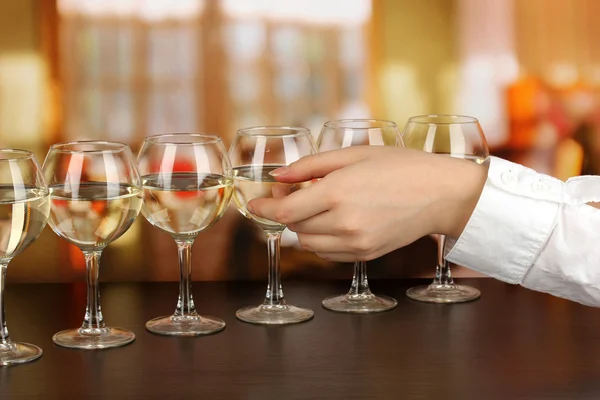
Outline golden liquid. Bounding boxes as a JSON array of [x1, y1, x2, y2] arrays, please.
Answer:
[[142, 172, 233, 238], [232, 165, 294, 232], [49, 183, 142, 250], [0, 186, 50, 260]]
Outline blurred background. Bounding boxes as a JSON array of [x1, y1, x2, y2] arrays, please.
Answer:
[[1, 0, 599, 282]]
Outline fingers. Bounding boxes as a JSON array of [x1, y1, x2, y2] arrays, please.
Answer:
[[296, 233, 347, 253], [315, 252, 362, 263], [287, 211, 337, 234], [296, 231, 382, 261], [270, 146, 371, 183], [248, 181, 330, 224], [271, 183, 294, 199]]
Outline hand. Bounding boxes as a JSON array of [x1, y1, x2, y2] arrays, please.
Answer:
[[248, 146, 487, 262]]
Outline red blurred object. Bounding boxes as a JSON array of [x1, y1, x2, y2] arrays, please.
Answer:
[[68, 243, 85, 272], [149, 159, 200, 199]]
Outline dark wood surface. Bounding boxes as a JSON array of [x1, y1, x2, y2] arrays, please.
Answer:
[[2, 279, 600, 399]]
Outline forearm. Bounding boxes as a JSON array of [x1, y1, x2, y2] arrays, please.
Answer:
[[441, 157, 489, 239]]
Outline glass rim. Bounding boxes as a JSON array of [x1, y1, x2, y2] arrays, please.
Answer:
[[0, 149, 35, 161], [49, 140, 130, 154], [236, 125, 311, 138], [144, 133, 223, 145], [323, 118, 398, 129], [407, 114, 479, 125]]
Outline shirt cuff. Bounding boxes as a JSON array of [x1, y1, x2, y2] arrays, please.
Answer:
[[445, 156, 559, 284], [565, 175, 600, 204]]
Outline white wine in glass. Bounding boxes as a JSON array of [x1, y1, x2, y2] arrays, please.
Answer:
[[143, 172, 232, 237], [0, 190, 49, 257], [49, 183, 142, 249], [229, 126, 316, 325], [402, 114, 489, 303], [138, 133, 233, 336], [233, 164, 288, 232], [44, 141, 143, 349], [0, 150, 50, 366]]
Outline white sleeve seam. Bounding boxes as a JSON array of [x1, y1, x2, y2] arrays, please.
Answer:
[[528, 263, 600, 293], [517, 203, 560, 284]]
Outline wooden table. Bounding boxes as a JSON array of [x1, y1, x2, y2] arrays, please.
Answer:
[[2, 279, 600, 399]]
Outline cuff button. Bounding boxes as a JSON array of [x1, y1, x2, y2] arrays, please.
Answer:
[[501, 170, 518, 185], [531, 180, 550, 193]]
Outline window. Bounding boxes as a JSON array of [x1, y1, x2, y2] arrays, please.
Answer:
[[58, 0, 205, 144], [57, 0, 372, 145]]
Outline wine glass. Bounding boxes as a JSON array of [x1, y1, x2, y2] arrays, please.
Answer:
[[317, 119, 402, 313], [229, 126, 316, 324], [43, 141, 142, 349], [137, 133, 233, 336], [0, 150, 50, 366], [402, 114, 489, 303]]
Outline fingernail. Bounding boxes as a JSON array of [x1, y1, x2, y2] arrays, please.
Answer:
[[246, 203, 255, 213], [269, 166, 289, 177]]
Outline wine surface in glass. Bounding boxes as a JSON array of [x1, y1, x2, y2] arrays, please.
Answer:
[[48, 183, 142, 249], [438, 154, 486, 164], [233, 164, 289, 231], [141, 172, 233, 237], [0, 186, 50, 259]]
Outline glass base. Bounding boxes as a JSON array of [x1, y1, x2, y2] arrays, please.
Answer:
[[406, 283, 481, 304], [0, 342, 43, 366], [53, 327, 135, 350], [146, 314, 226, 336], [236, 304, 314, 325], [322, 293, 397, 314]]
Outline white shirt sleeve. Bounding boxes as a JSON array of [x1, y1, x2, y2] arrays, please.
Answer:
[[445, 156, 600, 307]]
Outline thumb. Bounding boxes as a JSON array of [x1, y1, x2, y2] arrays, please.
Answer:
[[270, 146, 370, 183]]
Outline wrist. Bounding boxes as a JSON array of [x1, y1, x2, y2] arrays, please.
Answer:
[[436, 157, 489, 238]]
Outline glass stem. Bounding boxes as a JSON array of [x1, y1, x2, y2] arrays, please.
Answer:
[[433, 234, 454, 286], [174, 239, 197, 317], [263, 232, 285, 306], [348, 261, 373, 297], [0, 263, 11, 348], [81, 251, 106, 332]]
